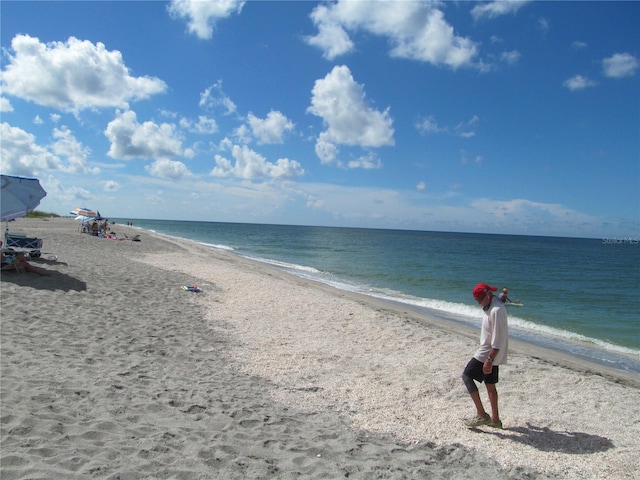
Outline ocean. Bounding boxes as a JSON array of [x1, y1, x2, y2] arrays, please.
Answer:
[[115, 219, 640, 375]]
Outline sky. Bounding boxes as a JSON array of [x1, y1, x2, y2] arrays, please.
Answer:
[[1, 0, 638, 238]]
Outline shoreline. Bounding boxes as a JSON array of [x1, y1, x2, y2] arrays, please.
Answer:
[[126, 219, 640, 384], [1, 217, 639, 479]]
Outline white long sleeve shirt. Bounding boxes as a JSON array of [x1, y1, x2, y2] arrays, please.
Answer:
[[473, 296, 509, 365]]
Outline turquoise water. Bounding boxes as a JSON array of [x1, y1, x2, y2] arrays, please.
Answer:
[[116, 219, 640, 374]]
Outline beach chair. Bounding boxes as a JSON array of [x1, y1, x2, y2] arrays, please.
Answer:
[[5, 232, 43, 250]]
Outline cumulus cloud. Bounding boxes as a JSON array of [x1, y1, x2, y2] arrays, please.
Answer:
[[602, 53, 639, 78], [306, 0, 478, 69], [105, 110, 183, 160], [180, 115, 218, 134], [307, 65, 394, 167], [247, 111, 295, 144], [211, 144, 304, 180], [0, 122, 62, 176], [0, 35, 166, 112], [168, 0, 245, 40], [50, 126, 100, 174], [305, 4, 354, 60], [0, 97, 13, 112], [0, 122, 98, 177], [563, 75, 597, 91], [471, 0, 531, 20], [146, 158, 191, 180]]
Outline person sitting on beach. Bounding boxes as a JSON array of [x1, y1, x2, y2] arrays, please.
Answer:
[[1, 243, 50, 276], [91, 221, 100, 236], [498, 288, 512, 304]]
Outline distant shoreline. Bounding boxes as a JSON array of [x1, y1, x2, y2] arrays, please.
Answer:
[[113, 217, 640, 383]]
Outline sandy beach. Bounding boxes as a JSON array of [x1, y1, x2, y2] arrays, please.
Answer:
[[1, 217, 638, 479]]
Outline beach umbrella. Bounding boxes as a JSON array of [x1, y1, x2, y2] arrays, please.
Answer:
[[71, 207, 97, 217], [1, 174, 47, 222]]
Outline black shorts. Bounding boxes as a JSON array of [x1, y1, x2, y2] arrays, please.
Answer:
[[463, 358, 499, 385]]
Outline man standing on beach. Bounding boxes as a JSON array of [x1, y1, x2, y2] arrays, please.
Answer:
[[462, 283, 508, 429]]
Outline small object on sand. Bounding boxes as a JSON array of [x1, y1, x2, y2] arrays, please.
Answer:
[[181, 285, 202, 292]]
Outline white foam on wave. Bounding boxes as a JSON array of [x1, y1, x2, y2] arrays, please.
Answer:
[[243, 255, 323, 274], [133, 225, 640, 362], [202, 242, 235, 251], [289, 273, 640, 359]]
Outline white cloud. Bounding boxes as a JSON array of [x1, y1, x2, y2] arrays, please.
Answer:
[[417, 114, 478, 137], [308, 65, 394, 167], [168, 0, 245, 40], [602, 53, 639, 78], [247, 110, 295, 144], [146, 158, 191, 180], [563, 75, 597, 91], [501, 50, 521, 65], [0, 122, 62, 176], [199, 80, 237, 114], [180, 115, 218, 134], [306, 1, 478, 69], [416, 181, 427, 192], [43, 175, 93, 205], [50, 126, 100, 174], [0, 97, 13, 112], [0, 35, 166, 112], [305, 4, 354, 60], [105, 110, 183, 160], [347, 153, 382, 170], [471, 0, 531, 20], [416, 115, 445, 135], [103, 180, 120, 192], [232, 124, 252, 144], [455, 115, 479, 138], [471, 198, 594, 225], [0, 122, 98, 177], [211, 144, 304, 180], [195, 116, 218, 134]]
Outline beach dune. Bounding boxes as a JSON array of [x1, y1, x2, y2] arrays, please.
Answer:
[[1, 218, 638, 479]]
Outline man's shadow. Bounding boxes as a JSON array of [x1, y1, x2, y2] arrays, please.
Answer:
[[477, 422, 614, 453]]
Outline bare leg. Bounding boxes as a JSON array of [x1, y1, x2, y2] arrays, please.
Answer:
[[486, 383, 500, 422], [469, 390, 488, 418]]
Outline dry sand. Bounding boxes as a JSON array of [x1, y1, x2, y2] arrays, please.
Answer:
[[1, 217, 638, 479]]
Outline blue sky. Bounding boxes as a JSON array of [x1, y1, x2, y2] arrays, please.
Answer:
[[1, 0, 638, 238]]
